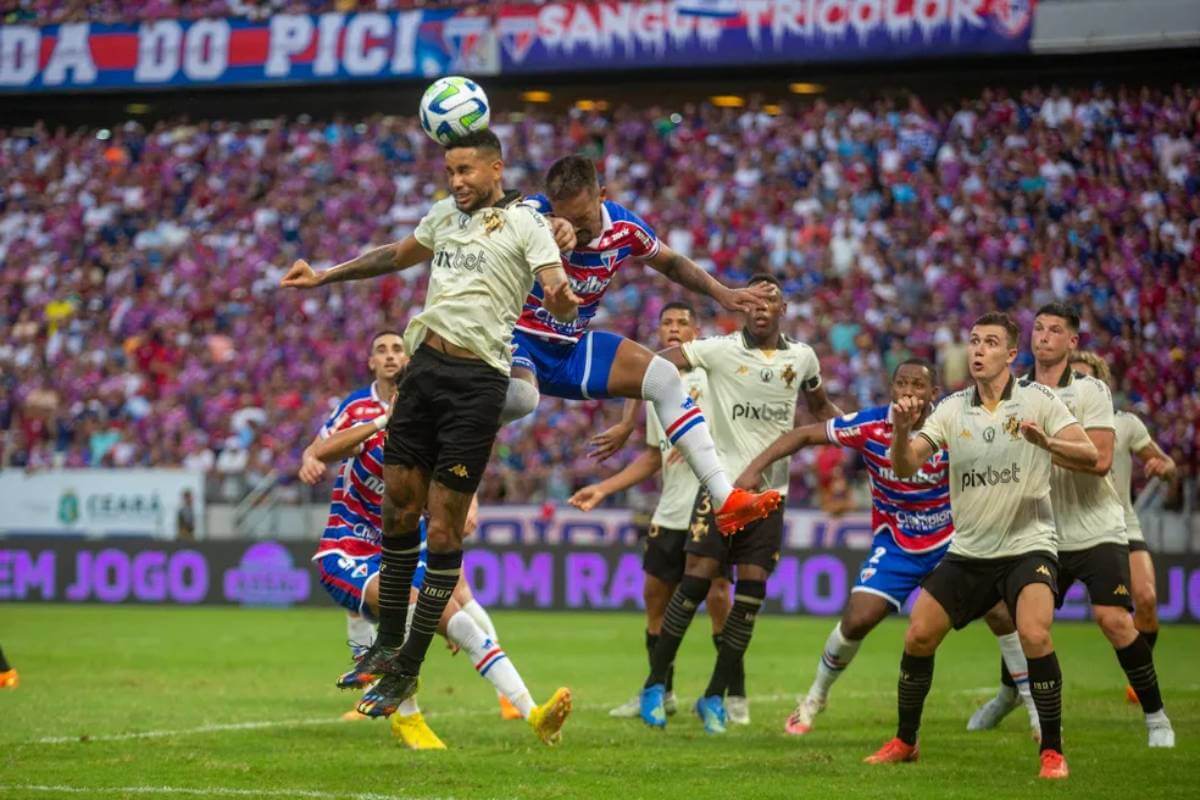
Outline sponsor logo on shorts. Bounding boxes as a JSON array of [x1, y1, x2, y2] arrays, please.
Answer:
[[959, 462, 1021, 491], [859, 567, 877, 582]]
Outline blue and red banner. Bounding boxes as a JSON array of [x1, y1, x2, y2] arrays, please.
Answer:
[[0, 1, 1034, 93]]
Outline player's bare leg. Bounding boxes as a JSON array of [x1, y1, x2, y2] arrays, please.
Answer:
[[605, 338, 779, 533], [967, 602, 1039, 737], [865, 590, 951, 764], [1127, 549, 1159, 703], [788, 591, 891, 735]]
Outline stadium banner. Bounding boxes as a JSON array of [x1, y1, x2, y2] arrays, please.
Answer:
[[0, 469, 203, 539], [0, 9, 497, 93], [3, 537, 1200, 623], [497, 0, 1036, 72]]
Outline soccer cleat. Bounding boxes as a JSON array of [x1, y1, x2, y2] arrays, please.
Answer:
[[337, 643, 402, 690], [499, 695, 523, 720], [1038, 749, 1069, 779], [664, 691, 678, 716], [715, 488, 782, 536], [864, 737, 919, 764], [528, 687, 572, 745], [640, 684, 667, 729], [609, 695, 641, 718], [391, 712, 447, 750], [340, 708, 369, 721], [694, 695, 727, 735], [966, 689, 1019, 731], [1126, 684, 1140, 704], [357, 672, 419, 718], [0, 669, 18, 689], [785, 695, 825, 736], [1147, 718, 1175, 748], [725, 695, 750, 726]]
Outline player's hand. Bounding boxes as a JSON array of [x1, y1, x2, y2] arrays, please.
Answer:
[[298, 451, 325, 485], [446, 639, 461, 656], [589, 422, 634, 461], [890, 395, 923, 432], [1145, 457, 1177, 480], [734, 467, 763, 491], [549, 217, 577, 252], [665, 448, 685, 467], [1019, 420, 1050, 450], [463, 498, 479, 538], [542, 279, 582, 323], [717, 282, 775, 314], [568, 485, 607, 512], [280, 259, 322, 289]]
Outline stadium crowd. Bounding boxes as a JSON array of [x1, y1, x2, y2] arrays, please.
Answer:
[[0, 83, 1197, 512]]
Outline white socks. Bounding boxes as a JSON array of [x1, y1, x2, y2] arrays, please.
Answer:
[[641, 355, 733, 506], [809, 623, 863, 701], [446, 610, 535, 718], [461, 599, 499, 643], [997, 632, 1039, 727], [346, 613, 375, 659]]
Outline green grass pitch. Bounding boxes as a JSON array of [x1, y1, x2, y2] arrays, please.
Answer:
[[2, 606, 1197, 799]]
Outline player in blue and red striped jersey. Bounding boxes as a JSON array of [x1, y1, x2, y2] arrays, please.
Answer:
[[299, 332, 572, 748], [506, 154, 781, 536], [737, 359, 971, 735]]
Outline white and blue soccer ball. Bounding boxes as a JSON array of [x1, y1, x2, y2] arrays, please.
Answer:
[[419, 76, 491, 146]]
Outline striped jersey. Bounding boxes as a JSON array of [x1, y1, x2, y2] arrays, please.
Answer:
[[312, 384, 388, 561], [517, 195, 660, 341], [827, 404, 953, 553]]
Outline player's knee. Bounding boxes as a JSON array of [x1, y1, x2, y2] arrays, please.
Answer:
[[1016, 620, 1053, 655], [499, 377, 539, 424], [1094, 606, 1135, 646], [983, 603, 1016, 636], [841, 611, 880, 641], [640, 355, 682, 402], [904, 623, 940, 656], [1133, 583, 1157, 615], [705, 580, 731, 611], [423, 518, 461, 553]]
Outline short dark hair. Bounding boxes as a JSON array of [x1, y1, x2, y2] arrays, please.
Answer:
[[546, 154, 599, 201], [747, 273, 782, 290], [445, 129, 502, 158], [1035, 302, 1080, 332], [893, 357, 938, 385], [660, 301, 696, 321], [972, 312, 1021, 349], [371, 330, 404, 349]]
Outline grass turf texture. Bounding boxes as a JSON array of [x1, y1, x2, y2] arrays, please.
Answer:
[[1, 606, 1196, 800]]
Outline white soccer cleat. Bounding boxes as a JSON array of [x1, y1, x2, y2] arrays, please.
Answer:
[[725, 695, 750, 726], [1148, 719, 1175, 748], [967, 688, 1020, 731], [664, 691, 678, 716], [785, 694, 825, 736], [609, 696, 641, 718]]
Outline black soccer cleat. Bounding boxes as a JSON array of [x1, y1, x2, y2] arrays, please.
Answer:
[[336, 643, 402, 690], [356, 672, 420, 718]]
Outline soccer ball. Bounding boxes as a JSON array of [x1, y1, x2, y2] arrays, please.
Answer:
[[419, 76, 491, 145]]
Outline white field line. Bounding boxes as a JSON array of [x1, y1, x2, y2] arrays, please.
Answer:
[[26, 688, 996, 746]]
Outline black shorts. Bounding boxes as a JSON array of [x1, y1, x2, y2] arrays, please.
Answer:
[[643, 524, 688, 584], [1057, 543, 1133, 610], [383, 344, 507, 494], [684, 490, 784, 574], [1128, 539, 1149, 554], [921, 551, 1058, 630]]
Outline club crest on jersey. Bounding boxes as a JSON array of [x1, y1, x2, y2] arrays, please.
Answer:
[[600, 250, 619, 271], [782, 364, 797, 388], [482, 209, 505, 235], [760, 368, 774, 383], [859, 567, 877, 582], [1003, 414, 1021, 440]]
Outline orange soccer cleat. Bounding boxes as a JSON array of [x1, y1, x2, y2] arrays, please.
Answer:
[[1038, 750, 1069, 780], [1125, 684, 1139, 704], [498, 695, 523, 720], [0, 669, 17, 689], [715, 488, 782, 536], [864, 737, 919, 764]]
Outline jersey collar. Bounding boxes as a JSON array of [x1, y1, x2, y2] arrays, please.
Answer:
[[584, 203, 614, 248], [491, 189, 523, 210], [740, 327, 790, 351], [970, 372, 1015, 406], [1021, 367, 1077, 387]]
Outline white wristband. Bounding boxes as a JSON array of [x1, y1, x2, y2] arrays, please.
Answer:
[[372, 415, 389, 431]]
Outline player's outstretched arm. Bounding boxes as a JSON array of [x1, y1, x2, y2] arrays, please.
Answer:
[[1136, 439, 1178, 480], [646, 245, 775, 314], [298, 434, 327, 485], [281, 235, 433, 289], [802, 384, 843, 422], [568, 446, 664, 512], [1051, 428, 1113, 475], [1020, 421, 1098, 469], [889, 396, 935, 478], [735, 422, 831, 490], [536, 264, 581, 323], [308, 416, 389, 466]]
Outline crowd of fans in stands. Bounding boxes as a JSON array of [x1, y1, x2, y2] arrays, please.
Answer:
[[1, 82, 1197, 513]]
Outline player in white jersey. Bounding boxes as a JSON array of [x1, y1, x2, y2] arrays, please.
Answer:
[[282, 130, 580, 719], [636, 274, 842, 734], [567, 302, 738, 721], [868, 312, 1098, 780], [1070, 351, 1177, 705]]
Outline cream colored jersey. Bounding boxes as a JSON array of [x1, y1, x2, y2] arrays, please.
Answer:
[[917, 376, 1077, 559], [646, 369, 709, 529], [1035, 370, 1126, 551], [407, 193, 561, 375], [681, 331, 822, 496], [1113, 410, 1153, 544]]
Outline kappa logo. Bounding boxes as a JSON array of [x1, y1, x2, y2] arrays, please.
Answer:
[[959, 428, 973, 440], [1114, 584, 1130, 596], [1035, 564, 1052, 577], [736, 365, 750, 376], [449, 464, 469, 479]]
